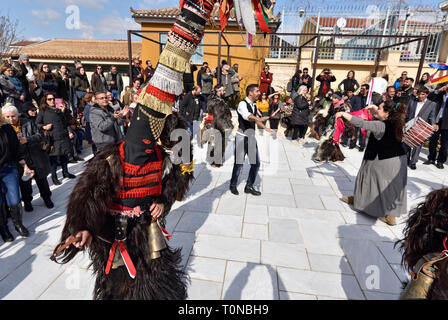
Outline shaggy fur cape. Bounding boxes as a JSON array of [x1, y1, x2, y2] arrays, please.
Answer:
[[312, 103, 352, 162], [57, 113, 194, 300], [398, 188, 448, 299]]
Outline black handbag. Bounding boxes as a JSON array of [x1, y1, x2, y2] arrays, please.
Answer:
[[41, 130, 54, 153]]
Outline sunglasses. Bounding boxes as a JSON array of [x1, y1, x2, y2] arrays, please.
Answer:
[[29, 109, 37, 112], [47, 98, 55, 101]]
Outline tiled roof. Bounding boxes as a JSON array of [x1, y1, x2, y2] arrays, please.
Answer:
[[10, 41, 39, 47], [17, 39, 142, 62], [130, 5, 281, 22]]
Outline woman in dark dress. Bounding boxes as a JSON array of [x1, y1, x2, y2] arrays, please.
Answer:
[[2, 102, 53, 212], [36, 92, 76, 186], [338, 100, 407, 226], [0, 106, 31, 242], [290, 85, 312, 142]]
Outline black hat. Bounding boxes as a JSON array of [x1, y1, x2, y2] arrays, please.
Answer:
[[331, 93, 342, 100], [22, 101, 37, 112]]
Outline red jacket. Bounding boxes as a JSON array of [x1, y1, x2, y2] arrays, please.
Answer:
[[259, 72, 273, 94]]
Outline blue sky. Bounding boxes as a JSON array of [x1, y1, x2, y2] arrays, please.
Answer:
[[3, 0, 440, 41]]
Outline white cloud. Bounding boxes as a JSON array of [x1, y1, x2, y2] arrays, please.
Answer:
[[28, 36, 45, 42], [138, 0, 174, 9], [96, 13, 140, 36], [31, 8, 62, 25], [64, 0, 109, 10], [78, 21, 95, 39]]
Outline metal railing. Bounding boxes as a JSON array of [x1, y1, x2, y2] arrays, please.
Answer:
[[270, 4, 445, 62]]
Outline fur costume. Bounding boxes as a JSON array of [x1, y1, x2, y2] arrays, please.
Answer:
[[312, 102, 352, 162], [52, 0, 270, 300], [203, 97, 233, 167], [398, 188, 448, 299], [55, 113, 194, 300]]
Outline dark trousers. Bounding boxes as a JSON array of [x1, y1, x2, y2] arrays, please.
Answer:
[[184, 82, 194, 93], [269, 118, 280, 130], [429, 129, 448, 164], [405, 144, 422, 165], [50, 155, 69, 176], [349, 127, 366, 149], [230, 134, 260, 189], [291, 124, 307, 140], [19, 175, 52, 203]]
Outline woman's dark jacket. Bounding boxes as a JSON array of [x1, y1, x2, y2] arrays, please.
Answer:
[[36, 107, 73, 157], [0, 124, 24, 169], [37, 73, 59, 95], [74, 72, 90, 92], [291, 75, 302, 92], [290, 95, 311, 126], [338, 78, 360, 93], [19, 116, 51, 178]]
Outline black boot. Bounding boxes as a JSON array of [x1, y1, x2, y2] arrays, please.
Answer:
[[0, 202, 13, 242], [43, 197, 54, 209], [9, 204, 29, 237], [24, 201, 33, 212], [62, 171, 76, 179], [52, 175, 61, 185]]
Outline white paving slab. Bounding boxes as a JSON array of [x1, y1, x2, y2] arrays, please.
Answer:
[[193, 234, 260, 263], [222, 261, 278, 300], [277, 267, 365, 300], [186, 256, 227, 282], [261, 242, 309, 270], [187, 279, 222, 300]]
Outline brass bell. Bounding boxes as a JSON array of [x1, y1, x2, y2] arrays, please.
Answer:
[[149, 219, 167, 260], [400, 271, 435, 300]]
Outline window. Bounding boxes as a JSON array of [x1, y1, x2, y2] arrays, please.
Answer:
[[160, 33, 204, 65]]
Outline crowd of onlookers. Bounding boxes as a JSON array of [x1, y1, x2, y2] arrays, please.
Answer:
[[1, 52, 447, 243]]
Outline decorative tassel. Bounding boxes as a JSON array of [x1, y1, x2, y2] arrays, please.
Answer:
[[137, 94, 174, 116], [158, 44, 192, 73], [149, 64, 183, 95]]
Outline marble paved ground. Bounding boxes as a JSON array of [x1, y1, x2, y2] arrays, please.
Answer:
[[1, 114, 446, 300]]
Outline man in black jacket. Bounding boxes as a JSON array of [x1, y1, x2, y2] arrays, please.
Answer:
[[179, 86, 202, 137], [405, 86, 438, 170], [301, 68, 312, 91], [183, 61, 198, 93], [424, 83, 448, 169]]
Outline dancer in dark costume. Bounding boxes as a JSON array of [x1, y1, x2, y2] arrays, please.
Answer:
[[398, 188, 448, 299], [51, 0, 270, 300], [204, 97, 233, 167]]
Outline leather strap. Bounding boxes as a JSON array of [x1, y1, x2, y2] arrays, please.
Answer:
[[50, 236, 82, 264]]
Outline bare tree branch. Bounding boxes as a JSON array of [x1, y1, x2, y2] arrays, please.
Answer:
[[0, 11, 22, 62]]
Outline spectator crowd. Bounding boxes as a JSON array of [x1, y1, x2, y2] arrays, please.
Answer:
[[1, 52, 447, 242]]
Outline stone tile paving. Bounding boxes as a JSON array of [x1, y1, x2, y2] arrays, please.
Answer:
[[1, 114, 446, 300]]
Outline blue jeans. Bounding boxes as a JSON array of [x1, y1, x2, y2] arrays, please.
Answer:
[[0, 163, 21, 207], [230, 133, 260, 188], [111, 90, 120, 101]]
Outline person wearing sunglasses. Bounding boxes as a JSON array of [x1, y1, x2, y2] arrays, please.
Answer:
[[0, 64, 26, 111], [91, 65, 108, 94], [36, 93, 76, 185]]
